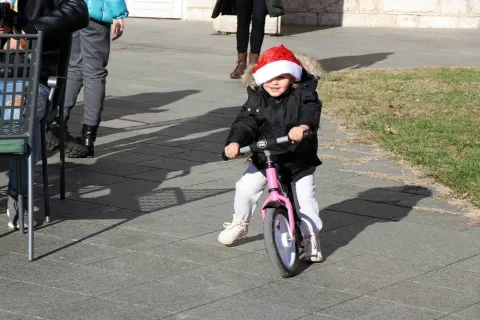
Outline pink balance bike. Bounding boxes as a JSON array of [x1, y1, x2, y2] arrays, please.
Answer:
[[222, 130, 313, 277]]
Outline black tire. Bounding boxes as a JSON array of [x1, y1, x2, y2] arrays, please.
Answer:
[[264, 207, 300, 278]]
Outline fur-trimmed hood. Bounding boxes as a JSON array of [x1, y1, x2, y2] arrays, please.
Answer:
[[242, 54, 324, 89]]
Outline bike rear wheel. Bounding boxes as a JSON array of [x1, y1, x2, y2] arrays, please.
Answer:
[[264, 207, 300, 278]]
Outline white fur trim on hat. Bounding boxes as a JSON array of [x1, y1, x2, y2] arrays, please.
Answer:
[[253, 60, 303, 86]]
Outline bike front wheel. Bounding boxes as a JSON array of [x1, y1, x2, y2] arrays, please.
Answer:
[[264, 207, 300, 278]]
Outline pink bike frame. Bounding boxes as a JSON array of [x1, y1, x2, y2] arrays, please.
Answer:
[[261, 161, 296, 237], [223, 132, 313, 239]]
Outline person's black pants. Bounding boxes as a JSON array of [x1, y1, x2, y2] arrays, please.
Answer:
[[236, 0, 268, 54]]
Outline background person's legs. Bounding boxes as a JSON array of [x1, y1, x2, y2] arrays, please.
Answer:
[[56, 19, 111, 158], [236, 0, 253, 54], [80, 19, 111, 128], [63, 30, 84, 120], [45, 29, 88, 155], [231, 0, 253, 78], [249, 0, 268, 55], [78, 19, 111, 157]]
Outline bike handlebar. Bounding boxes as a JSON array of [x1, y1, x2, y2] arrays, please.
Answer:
[[221, 129, 313, 161]]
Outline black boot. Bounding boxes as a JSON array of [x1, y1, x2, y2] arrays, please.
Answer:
[[45, 117, 88, 157], [78, 124, 98, 158]]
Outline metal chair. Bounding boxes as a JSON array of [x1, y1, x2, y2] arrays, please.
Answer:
[[44, 34, 72, 204], [0, 31, 45, 261]]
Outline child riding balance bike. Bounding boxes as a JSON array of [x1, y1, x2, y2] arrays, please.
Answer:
[[219, 45, 324, 275]]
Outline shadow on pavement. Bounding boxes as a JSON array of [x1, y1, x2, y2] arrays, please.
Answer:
[[29, 96, 242, 260], [321, 185, 433, 261], [0, 88, 432, 279], [232, 185, 432, 274], [320, 52, 394, 72]]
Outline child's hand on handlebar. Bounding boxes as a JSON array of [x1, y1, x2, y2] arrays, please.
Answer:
[[288, 125, 309, 143], [225, 143, 240, 158]]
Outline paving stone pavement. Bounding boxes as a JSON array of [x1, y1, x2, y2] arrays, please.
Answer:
[[0, 20, 479, 320]]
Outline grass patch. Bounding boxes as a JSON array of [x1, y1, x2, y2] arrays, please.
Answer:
[[319, 67, 480, 207]]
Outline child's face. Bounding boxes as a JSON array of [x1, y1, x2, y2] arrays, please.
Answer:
[[262, 74, 293, 97]]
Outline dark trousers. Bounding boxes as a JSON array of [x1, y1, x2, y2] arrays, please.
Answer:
[[236, 0, 268, 54], [64, 19, 111, 127]]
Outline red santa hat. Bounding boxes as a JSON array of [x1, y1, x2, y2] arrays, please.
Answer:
[[252, 45, 303, 86]]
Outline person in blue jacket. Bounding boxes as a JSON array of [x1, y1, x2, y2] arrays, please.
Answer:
[[46, 0, 129, 158]]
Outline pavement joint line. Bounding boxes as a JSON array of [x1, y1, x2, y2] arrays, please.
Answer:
[[44, 159, 164, 177], [15, 227, 265, 270], [48, 190, 205, 215], [362, 294, 457, 316], [47, 178, 137, 198], [51, 296, 177, 320], [324, 196, 458, 216], [302, 282, 449, 320], [360, 251, 444, 267], [408, 279, 480, 295], [51, 199, 233, 227], [79, 164, 162, 175], [103, 245, 217, 267], [163, 231, 269, 254], [211, 261, 283, 282], [171, 279, 278, 317], [34, 225, 188, 248], [320, 155, 374, 164], [318, 146, 381, 155], [0, 275, 92, 297], [408, 252, 480, 278], [197, 241, 267, 252], [121, 174, 224, 186], [0, 307, 49, 320], [135, 157, 213, 167], [298, 312, 344, 320], [3, 250, 150, 281], [3, 251, 209, 302], [440, 302, 480, 320], [435, 315, 468, 320], [93, 266, 281, 316], [320, 217, 377, 234], [101, 136, 165, 148], [320, 206, 392, 221], [356, 257, 480, 308]]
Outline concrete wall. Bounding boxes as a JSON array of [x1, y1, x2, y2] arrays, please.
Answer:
[[283, 0, 480, 28], [184, 0, 480, 29], [184, 0, 217, 21]]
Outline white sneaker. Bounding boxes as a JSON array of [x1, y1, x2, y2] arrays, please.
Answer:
[[218, 219, 249, 246], [6, 196, 37, 230], [302, 234, 323, 262]]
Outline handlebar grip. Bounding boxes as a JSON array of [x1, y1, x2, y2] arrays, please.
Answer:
[[303, 129, 314, 139], [221, 151, 230, 161]]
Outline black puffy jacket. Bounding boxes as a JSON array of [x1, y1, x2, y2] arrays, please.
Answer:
[[226, 54, 324, 182], [16, 0, 89, 83]]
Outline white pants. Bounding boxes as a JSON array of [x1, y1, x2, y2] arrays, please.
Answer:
[[234, 163, 323, 236]]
